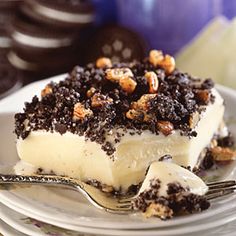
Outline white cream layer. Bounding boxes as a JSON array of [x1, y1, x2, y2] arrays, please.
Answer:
[[16, 89, 224, 191], [138, 161, 208, 197]]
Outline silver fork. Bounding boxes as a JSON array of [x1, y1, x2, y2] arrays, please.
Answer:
[[0, 174, 235, 214]]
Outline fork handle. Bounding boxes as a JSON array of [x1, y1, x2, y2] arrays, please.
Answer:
[[0, 174, 85, 189]]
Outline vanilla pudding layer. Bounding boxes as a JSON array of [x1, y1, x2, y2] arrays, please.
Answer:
[[16, 89, 224, 191]]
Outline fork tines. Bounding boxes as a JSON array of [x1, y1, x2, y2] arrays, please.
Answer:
[[206, 180, 236, 200]]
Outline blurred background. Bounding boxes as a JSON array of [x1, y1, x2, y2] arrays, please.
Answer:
[[1, 0, 236, 99]]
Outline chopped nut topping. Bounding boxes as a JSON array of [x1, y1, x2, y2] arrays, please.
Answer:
[[149, 50, 164, 67], [86, 87, 96, 98], [105, 68, 134, 82], [73, 102, 93, 121], [119, 76, 137, 94], [149, 50, 175, 74], [157, 120, 174, 136], [133, 94, 157, 111], [195, 90, 210, 104], [126, 109, 144, 121], [91, 93, 113, 108], [101, 185, 114, 193], [159, 55, 175, 74], [41, 85, 52, 97], [96, 57, 112, 68], [126, 94, 157, 121], [210, 147, 236, 161], [144, 203, 173, 219], [145, 71, 159, 93], [189, 111, 200, 129], [126, 109, 153, 122]]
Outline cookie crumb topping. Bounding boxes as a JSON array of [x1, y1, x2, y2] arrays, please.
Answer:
[[15, 50, 216, 156], [133, 178, 210, 219]]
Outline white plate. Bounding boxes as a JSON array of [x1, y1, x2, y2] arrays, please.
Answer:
[[0, 203, 87, 236], [0, 219, 27, 236], [0, 76, 236, 232], [1, 201, 236, 236]]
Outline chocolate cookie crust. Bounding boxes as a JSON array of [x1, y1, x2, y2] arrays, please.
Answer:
[[15, 51, 216, 156]]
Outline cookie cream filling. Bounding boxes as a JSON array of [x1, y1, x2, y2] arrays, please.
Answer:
[[16, 88, 224, 191]]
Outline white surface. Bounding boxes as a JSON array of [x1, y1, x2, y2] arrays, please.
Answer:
[[0, 76, 236, 234], [0, 219, 28, 236], [1, 201, 236, 236], [0, 203, 84, 236]]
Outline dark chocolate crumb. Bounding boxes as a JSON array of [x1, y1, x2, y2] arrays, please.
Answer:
[[133, 180, 210, 219], [14, 57, 217, 157], [200, 149, 214, 170], [167, 182, 187, 195], [217, 133, 235, 147]]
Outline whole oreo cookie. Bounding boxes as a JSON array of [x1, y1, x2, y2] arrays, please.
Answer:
[[0, 63, 22, 98], [9, 14, 80, 53], [8, 50, 80, 75], [83, 26, 146, 64], [8, 50, 81, 85], [21, 0, 94, 29]]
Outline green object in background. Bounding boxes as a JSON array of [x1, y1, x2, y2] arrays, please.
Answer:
[[176, 16, 236, 90], [176, 16, 230, 84]]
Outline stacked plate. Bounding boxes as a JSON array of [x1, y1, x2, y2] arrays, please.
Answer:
[[0, 75, 236, 236]]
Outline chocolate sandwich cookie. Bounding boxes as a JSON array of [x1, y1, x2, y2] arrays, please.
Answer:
[[0, 1, 21, 35], [83, 26, 146, 64], [0, 48, 10, 64], [9, 14, 81, 56], [21, 0, 94, 29], [0, 0, 21, 9], [0, 35, 11, 50], [8, 50, 80, 76], [0, 63, 22, 99], [8, 50, 81, 85]]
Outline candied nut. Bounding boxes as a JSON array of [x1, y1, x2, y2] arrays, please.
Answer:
[[149, 50, 164, 67], [41, 85, 52, 97], [144, 203, 173, 219], [119, 76, 137, 94], [189, 111, 200, 129], [145, 71, 159, 93], [133, 94, 157, 110], [126, 109, 153, 122], [96, 57, 112, 68], [157, 120, 174, 136], [101, 185, 114, 193], [105, 68, 133, 82], [149, 50, 175, 74], [73, 102, 93, 121], [159, 55, 175, 74], [210, 147, 236, 161], [86, 87, 96, 98], [126, 109, 144, 120], [195, 90, 210, 104], [126, 94, 157, 122], [91, 93, 113, 108]]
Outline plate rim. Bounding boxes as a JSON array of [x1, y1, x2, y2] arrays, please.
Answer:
[[0, 78, 236, 230]]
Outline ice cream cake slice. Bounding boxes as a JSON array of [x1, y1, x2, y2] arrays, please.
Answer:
[[14, 50, 231, 192]]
